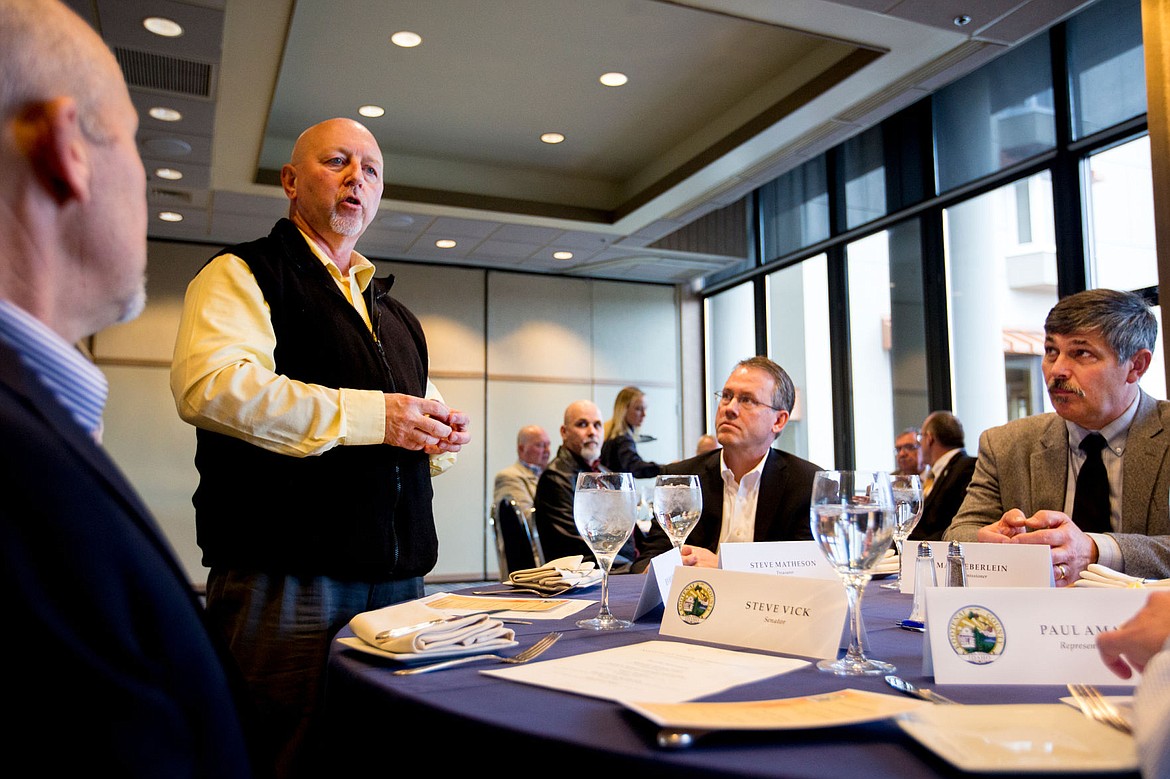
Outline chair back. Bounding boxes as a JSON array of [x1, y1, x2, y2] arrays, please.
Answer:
[[492, 497, 543, 579]]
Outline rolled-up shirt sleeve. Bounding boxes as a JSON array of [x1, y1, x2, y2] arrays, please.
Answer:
[[170, 253, 386, 456]]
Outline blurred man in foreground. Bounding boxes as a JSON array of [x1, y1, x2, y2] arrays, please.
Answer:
[[0, 1, 253, 775]]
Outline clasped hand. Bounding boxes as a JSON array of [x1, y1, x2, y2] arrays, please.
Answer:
[[977, 508, 1096, 586], [383, 393, 471, 452]]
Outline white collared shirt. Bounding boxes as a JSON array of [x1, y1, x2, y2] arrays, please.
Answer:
[[718, 450, 769, 545]]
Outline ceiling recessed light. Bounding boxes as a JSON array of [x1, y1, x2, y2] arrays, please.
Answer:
[[158, 211, 183, 222], [435, 239, 457, 249], [358, 105, 385, 118], [553, 251, 574, 260], [540, 132, 565, 144], [380, 214, 415, 227], [154, 167, 183, 181], [143, 16, 183, 37], [148, 106, 182, 122], [391, 31, 422, 48], [953, 14, 972, 26], [599, 72, 628, 87]]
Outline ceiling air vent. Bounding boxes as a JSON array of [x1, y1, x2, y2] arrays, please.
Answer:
[[113, 47, 213, 98]]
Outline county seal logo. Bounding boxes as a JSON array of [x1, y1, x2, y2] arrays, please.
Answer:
[[676, 581, 715, 625], [946, 605, 1006, 664]]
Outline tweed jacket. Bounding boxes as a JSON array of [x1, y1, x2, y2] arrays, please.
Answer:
[[944, 390, 1170, 577]]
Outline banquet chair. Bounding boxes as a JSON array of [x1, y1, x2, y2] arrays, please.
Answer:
[[491, 496, 544, 579]]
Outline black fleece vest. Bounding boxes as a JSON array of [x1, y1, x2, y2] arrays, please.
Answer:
[[192, 219, 437, 580]]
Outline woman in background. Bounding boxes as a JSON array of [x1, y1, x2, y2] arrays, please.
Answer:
[[600, 386, 661, 478]]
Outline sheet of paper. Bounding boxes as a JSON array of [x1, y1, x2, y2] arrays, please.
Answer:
[[924, 586, 1147, 685], [719, 541, 839, 580], [424, 593, 591, 620], [482, 639, 807, 702], [623, 688, 928, 730]]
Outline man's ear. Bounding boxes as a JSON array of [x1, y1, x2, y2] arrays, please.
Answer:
[[13, 97, 88, 206], [1127, 348, 1153, 383], [771, 409, 790, 436], [280, 163, 297, 200]]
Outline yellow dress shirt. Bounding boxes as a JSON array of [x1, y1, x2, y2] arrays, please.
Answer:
[[171, 227, 455, 474]]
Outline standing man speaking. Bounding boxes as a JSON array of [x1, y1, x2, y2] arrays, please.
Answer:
[[171, 118, 469, 777]]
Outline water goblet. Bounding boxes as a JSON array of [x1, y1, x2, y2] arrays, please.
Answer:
[[574, 471, 637, 630], [880, 473, 923, 590], [652, 474, 702, 550], [810, 469, 897, 675]]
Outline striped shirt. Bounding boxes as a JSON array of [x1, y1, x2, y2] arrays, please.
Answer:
[[0, 300, 107, 440]]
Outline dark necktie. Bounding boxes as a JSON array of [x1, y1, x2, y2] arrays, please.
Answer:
[[1072, 433, 1111, 533]]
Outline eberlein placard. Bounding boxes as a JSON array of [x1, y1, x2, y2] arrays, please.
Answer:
[[659, 567, 846, 660], [901, 541, 1053, 592]]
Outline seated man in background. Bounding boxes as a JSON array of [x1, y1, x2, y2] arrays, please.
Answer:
[[945, 288, 1170, 584], [633, 356, 822, 571], [695, 434, 719, 455], [893, 427, 925, 476], [535, 400, 637, 570], [493, 424, 551, 515], [909, 410, 976, 541]]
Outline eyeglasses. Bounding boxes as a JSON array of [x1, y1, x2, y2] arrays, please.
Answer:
[[894, 443, 920, 453], [714, 391, 780, 412]]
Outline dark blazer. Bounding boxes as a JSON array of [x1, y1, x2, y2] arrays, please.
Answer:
[[909, 450, 976, 541], [633, 447, 821, 572], [600, 432, 661, 478], [0, 341, 255, 777]]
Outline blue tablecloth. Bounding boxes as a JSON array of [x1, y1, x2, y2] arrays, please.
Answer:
[[323, 574, 1138, 778]]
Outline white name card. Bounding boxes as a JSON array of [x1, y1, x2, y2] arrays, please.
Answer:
[[633, 546, 683, 619], [923, 586, 1147, 685], [901, 541, 1053, 593], [659, 567, 846, 660], [719, 541, 839, 580]]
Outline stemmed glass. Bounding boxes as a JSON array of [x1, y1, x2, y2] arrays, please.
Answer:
[[810, 470, 897, 675], [880, 474, 923, 590], [574, 471, 637, 630], [652, 474, 703, 550]]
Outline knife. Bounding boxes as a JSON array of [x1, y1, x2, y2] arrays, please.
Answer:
[[884, 674, 957, 704]]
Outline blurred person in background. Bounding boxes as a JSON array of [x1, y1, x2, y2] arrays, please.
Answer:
[[600, 385, 662, 478]]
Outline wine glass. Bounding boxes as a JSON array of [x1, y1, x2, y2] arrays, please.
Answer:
[[810, 470, 897, 675], [880, 473, 923, 590], [574, 471, 637, 630], [652, 474, 703, 549]]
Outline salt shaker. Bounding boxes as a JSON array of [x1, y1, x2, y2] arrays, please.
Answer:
[[946, 540, 967, 587], [906, 541, 936, 625]]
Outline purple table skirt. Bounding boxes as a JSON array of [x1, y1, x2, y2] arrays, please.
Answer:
[[323, 574, 1137, 778]]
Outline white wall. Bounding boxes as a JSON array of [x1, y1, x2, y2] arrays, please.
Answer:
[[92, 239, 688, 585]]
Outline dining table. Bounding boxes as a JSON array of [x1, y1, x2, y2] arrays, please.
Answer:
[[322, 573, 1139, 778]]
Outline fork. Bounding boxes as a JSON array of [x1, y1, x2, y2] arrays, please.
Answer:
[[1067, 683, 1133, 734], [392, 631, 563, 675], [471, 585, 575, 597]]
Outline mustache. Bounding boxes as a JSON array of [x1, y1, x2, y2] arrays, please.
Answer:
[[1047, 378, 1086, 398]]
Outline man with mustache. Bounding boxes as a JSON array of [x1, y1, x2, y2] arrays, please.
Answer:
[[534, 400, 637, 569], [633, 356, 822, 571], [171, 118, 470, 778], [944, 289, 1170, 585]]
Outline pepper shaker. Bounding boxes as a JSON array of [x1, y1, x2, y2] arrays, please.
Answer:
[[946, 540, 967, 587]]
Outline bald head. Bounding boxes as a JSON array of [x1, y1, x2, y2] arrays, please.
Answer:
[[561, 400, 603, 464], [516, 424, 550, 469], [280, 117, 384, 260]]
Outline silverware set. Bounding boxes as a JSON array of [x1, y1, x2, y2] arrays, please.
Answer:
[[392, 631, 563, 675], [1067, 683, 1132, 734]]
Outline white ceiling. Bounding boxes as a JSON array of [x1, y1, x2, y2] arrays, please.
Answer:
[[69, 0, 1098, 285]]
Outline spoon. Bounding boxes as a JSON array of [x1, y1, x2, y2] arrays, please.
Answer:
[[884, 674, 957, 704]]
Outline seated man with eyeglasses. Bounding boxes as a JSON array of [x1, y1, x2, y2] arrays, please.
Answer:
[[632, 356, 823, 571], [893, 427, 925, 476]]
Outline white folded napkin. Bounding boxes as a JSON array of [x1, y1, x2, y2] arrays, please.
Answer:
[[349, 600, 515, 654], [871, 548, 900, 575], [1072, 563, 1170, 588], [508, 555, 602, 593]]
